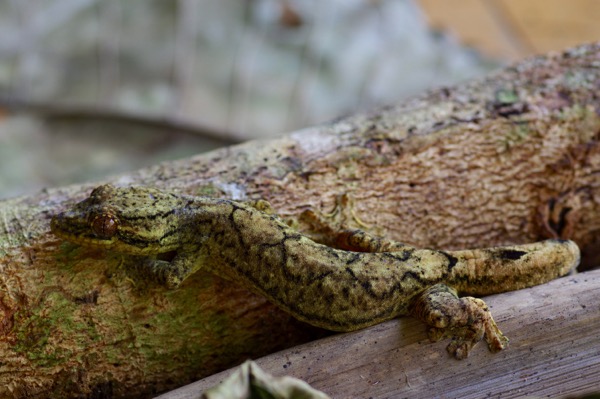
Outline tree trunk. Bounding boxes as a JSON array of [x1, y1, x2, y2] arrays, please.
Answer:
[[1, 42, 599, 398]]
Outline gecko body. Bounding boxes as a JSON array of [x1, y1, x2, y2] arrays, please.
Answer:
[[51, 185, 580, 358]]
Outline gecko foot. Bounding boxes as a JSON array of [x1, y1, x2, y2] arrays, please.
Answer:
[[133, 253, 199, 289], [410, 284, 509, 359], [136, 258, 184, 288]]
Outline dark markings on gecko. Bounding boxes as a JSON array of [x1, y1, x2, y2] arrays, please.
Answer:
[[51, 184, 581, 359]]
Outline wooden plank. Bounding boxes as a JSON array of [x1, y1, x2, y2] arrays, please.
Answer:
[[417, 0, 600, 59], [417, 0, 526, 59], [501, 0, 600, 53], [157, 269, 600, 398]]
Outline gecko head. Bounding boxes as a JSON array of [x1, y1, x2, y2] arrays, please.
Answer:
[[51, 184, 184, 255]]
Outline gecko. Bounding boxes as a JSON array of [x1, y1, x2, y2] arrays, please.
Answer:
[[50, 184, 581, 359]]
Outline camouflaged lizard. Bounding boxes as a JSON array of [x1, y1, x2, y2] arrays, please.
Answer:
[[50, 184, 581, 359]]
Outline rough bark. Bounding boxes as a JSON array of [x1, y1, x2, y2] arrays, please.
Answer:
[[1, 42, 599, 398]]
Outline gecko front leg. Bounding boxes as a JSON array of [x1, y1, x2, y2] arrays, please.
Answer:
[[143, 198, 275, 288], [409, 284, 509, 359], [139, 250, 200, 289]]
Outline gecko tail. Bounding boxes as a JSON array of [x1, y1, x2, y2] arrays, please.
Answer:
[[447, 239, 580, 296]]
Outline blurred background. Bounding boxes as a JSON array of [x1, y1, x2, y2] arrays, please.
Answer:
[[1, 0, 599, 199]]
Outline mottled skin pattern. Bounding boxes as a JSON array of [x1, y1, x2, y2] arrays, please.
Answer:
[[51, 185, 581, 359]]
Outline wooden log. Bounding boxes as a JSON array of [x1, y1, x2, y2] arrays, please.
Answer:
[[159, 269, 600, 399], [1, 42, 599, 397]]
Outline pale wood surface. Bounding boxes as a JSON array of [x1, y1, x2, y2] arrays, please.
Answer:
[[158, 269, 600, 399], [418, 0, 600, 59]]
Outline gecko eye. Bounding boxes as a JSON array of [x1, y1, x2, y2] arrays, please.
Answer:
[[90, 214, 119, 239]]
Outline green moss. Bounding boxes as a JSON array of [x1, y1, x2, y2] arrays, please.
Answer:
[[500, 122, 531, 151], [13, 291, 100, 368], [559, 103, 589, 121], [52, 242, 85, 273], [193, 183, 223, 197], [495, 88, 519, 104]]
